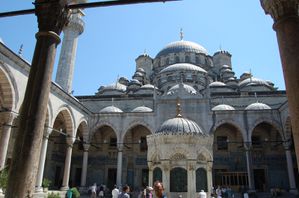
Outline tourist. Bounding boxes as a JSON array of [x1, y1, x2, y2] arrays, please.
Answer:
[[153, 181, 167, 198], [118, 185, 130, 198], [89, 183, 97, 198], [216, 186, 222, 198], [112, 185, 120, 198]]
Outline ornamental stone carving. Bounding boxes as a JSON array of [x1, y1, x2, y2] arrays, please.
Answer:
[[260, 0, 299, 22]]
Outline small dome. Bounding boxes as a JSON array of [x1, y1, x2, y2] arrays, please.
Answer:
[[245, 102, 271, 110], [100, 106, 123, 113], [167, 83, 197, 95], [156, 117, 203, 134], [156, 40, 208, 58], [137, 67, 145, 73], [239, 77, 271, 87], [97, 82, 127, 94], [141, 84, 155, 89], [133, 72, 144, 77], [209, 81, 226, 87], [221, 68, 234, 73], [132, 106, 153, 112], [159, 63, 207, 74], [221, 64, 231, 69], [212, 104, 235, 111], [128, 79, 142, 86]]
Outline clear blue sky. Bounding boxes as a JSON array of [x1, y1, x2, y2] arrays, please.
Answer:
[[0, 0, 284, 95]]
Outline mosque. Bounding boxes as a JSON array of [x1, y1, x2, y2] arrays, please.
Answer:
[[0, 8, 298, 198]]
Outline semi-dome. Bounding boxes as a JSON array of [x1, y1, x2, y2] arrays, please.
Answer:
[[245, 102, 271, 110], [156, 116, 203, 134], [159, 63, 207, 74], [132, 106, 153, 112], [209, 81, 226, 87], [212, 104, 235, 111], [156, 40, 208, 58], [239, 77, 270, 88], [100, 106, 123, 113], [167, 83, 197, 95]]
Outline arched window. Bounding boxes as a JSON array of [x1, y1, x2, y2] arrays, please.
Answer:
[[196, 168, 207, 192], [185, 55, 190, 63], [196, 56, 200, 64], [175, 56, 180, 63], [166, 58, 170, 65], [153, 167, 162, 183], [170, 167, 187, 192]]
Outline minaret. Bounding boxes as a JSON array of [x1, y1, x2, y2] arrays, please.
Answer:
[[55, 4, 85, 94]]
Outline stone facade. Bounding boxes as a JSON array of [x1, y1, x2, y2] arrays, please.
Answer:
[[0, 20, 298, 198]]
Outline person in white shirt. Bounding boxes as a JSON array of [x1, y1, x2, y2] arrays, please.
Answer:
[[112, 185, 119, 198]]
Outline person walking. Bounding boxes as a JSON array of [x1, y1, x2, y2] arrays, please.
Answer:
[[118, 185, 130, 198], [112, 185, 120, 198], [153, 181, 167, 198], [90, 183, 97, 198]]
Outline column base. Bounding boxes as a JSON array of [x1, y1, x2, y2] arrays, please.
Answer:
[[35, 186, 44, 193], [290, 188, 299, 195], [60, 186, 69, 191]]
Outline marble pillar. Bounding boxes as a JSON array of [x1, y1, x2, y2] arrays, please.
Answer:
[[260, 0, 299, 170], [35, 128, 52, 192], [0, 112, 15, 170], [244, 143, 255, 191], [116, 144, 123, 187], [61, 140, 74, 191], [80, 143, 90, 187]]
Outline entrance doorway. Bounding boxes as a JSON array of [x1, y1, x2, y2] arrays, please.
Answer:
[[254, 169, 266, 192], [108, 168, 117, 190]]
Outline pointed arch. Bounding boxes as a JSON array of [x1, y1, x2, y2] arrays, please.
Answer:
[[122, 119, 154, 141], [52, 105, 75, 138], [248, 117, 283, 140], [0, 64, 16, 111], [211, 119, 245, 139]]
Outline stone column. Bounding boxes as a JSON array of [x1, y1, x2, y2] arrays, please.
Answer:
[[187, 163, 196, 198], [80, 143, 90, 187], [207, 162, 213, 197], [244, 142, 255, 191], [5, 1, 68, 197], [161, 162, 170, 195], [55, 9, 84, 94], [116, 144, 124, 187], [35, 127, 52, 192], [260, 0, 299, 169], [148, 164, 153, 188], [61, 139, 74, 191], [283, 143, 298, 194], [0, 112, 15, 170]]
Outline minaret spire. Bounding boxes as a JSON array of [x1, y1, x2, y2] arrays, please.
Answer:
[[180, 28, 184, 40]]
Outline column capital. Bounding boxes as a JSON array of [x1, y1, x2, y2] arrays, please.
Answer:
[[83, 143, 90, 151], [43, 127, 52, 138], [283, 139, 292, 150], [260, 0, 299, 22], [35, 0, 70, 37], [244, 141, 252, 150]]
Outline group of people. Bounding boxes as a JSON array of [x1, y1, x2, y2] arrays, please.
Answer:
[[90, 181, 167, 198], [212, 186, 234, 198]]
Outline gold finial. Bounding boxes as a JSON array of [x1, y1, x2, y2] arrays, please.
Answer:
[[180, 28, 184, 41], [176, 97, 182, 117]]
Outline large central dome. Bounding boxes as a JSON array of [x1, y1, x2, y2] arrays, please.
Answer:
[[155, 40, 208, 58]]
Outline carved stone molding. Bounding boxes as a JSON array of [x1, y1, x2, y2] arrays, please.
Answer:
[[261, 0, 299, 22]]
